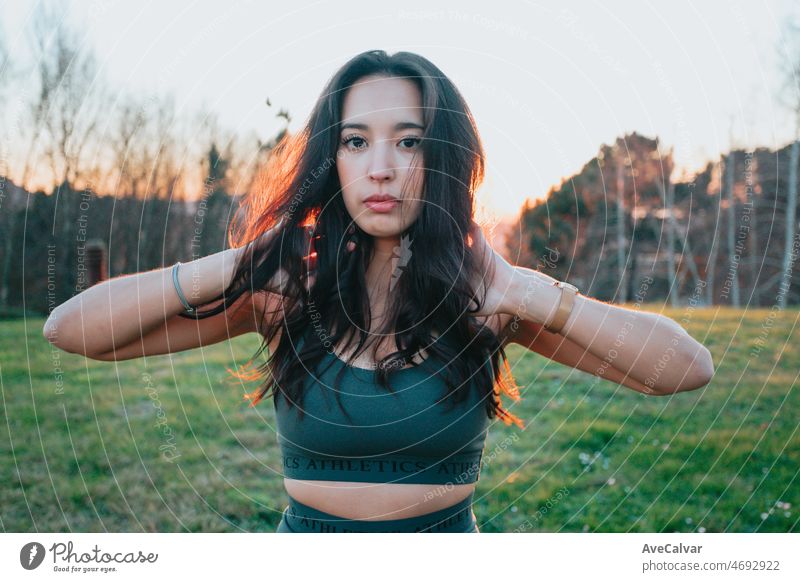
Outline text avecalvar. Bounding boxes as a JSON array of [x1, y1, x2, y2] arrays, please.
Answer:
[[642, 544, 702, 554]]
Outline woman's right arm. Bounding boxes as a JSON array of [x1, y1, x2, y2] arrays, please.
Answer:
[[42, 224, 295, 361]]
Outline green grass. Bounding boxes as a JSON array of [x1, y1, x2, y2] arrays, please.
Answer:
[[1, 306, 797, 532]]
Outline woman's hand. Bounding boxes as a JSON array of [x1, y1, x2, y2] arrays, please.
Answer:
[[467, 220, 517, 318]]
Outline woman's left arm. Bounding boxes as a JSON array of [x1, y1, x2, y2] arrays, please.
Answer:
[[504, 265, 715, 395], [467, 222, 714, 395]]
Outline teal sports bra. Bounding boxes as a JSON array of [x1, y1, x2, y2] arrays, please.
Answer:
[[273, 337, 492, 485]]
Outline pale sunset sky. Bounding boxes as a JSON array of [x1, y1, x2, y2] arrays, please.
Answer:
[[3, 0, 799, 221]]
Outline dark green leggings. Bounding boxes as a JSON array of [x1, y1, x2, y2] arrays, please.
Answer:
[[276, 490, 479, 533]]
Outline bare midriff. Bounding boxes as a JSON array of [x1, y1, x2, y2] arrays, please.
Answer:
[[283, 479, 475, 520]]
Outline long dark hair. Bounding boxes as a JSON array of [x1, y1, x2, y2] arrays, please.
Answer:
[[182, 49, 523, 428]]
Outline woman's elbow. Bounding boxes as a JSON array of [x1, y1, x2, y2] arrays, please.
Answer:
[[43, 311, 64, 347], [655, 345, 715, 395], [43, 309, 84, 356], [684, 345, 715, 390]]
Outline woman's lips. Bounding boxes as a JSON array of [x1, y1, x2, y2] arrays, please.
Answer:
[[364, 199, 400, 213]]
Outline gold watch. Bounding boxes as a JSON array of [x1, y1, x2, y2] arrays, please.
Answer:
[[545, 280, 579, 334]]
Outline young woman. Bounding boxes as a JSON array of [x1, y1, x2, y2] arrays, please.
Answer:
[[44, 50, 715, 533]]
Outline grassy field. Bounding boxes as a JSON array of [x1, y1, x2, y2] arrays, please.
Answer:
[[1, 306, 797, 533]]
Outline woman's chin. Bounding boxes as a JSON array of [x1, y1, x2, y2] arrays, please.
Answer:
[[357, 218, 411, 238]]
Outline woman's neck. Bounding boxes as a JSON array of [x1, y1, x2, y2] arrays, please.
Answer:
[[365, 235, 401, 292]]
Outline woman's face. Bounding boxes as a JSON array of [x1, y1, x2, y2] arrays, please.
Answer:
[[336, 75, 425, 238]]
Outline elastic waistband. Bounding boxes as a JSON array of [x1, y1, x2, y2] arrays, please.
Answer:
[[281, 491, 477, 533], [281, 449, 483, 485]]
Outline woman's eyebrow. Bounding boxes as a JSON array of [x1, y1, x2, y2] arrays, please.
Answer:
[[339, 121, 424, 132]]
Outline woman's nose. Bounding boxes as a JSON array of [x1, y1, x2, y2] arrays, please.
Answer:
[[367, 141, 395, 182]]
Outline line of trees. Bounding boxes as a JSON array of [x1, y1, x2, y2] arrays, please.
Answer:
[[505, 133, 800, 307], [0, 4, 287, 316], [2, 5, 800, 315], [0, 147, 243, 315], [4, 129, 799, 315]]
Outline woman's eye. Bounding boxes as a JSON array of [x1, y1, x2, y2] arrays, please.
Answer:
[[341, 135, 420, 151], [342, 135, 367, 150]]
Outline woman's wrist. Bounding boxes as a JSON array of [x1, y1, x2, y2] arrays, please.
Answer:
[[175, 246, 245, 310], [508, 266, 565, 327]]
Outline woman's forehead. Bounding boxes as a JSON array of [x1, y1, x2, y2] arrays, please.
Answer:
[[341, 77, 423, 127]]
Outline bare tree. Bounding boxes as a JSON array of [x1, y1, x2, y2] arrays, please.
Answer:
[[724, 151, 741, 306], [17, 9, 53, 192], [0, 24, 22, 308], [29, 5, 106, 190], [748, 154, 761, 305], [613, 141, 628, 303], [777, 19, 800, 309], [149, 96, 184, 200], [0, 21, 17, 176], [0, 21, 11, 112], [704, 161, 722, 305], [656, 149, 679, 307], [108, 96, 147, 197], [656, 154, 704, 306]]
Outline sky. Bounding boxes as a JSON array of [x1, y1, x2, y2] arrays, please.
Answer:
[[2, 0, 799, 221]]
